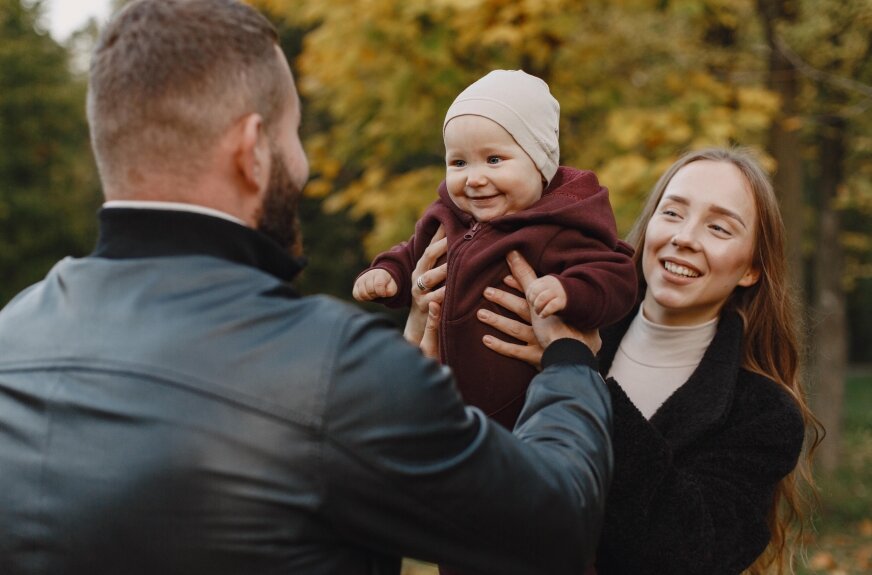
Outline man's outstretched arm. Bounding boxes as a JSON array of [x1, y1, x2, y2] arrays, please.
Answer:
[[321, 277, 611, 575]]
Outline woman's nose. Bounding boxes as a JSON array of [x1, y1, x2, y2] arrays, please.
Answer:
[[670, 225, 701, 250]]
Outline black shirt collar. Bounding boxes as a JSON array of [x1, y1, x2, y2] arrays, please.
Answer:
[[92, 208, 305, 283]]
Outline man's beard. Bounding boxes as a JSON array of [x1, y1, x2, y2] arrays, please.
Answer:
[[256, 148, 304, 258]]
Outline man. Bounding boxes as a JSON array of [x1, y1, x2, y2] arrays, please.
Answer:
[[0, 1, 612, 574]]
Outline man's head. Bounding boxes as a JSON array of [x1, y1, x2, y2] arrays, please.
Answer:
[[88, 0, 308, 247], [443, 70, 560, 186]]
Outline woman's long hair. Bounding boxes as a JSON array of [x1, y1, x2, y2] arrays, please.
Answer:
[[626, 147, 824, 574]]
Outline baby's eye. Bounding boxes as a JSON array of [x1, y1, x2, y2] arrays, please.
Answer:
[[487, 156, 502, 165], [449, 159, 466, 167]]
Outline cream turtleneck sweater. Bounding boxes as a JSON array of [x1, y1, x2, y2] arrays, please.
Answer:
[[607, 308, 718, 419]]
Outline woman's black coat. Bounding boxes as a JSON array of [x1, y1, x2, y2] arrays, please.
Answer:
[[593, 309, 805, 575]]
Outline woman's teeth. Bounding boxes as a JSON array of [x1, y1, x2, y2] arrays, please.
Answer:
[[664, 261, 700, 278]]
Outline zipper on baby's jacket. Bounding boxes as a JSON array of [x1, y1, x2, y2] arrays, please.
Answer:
[[463, 222, 481, 240], [441, 220, 484, 359]]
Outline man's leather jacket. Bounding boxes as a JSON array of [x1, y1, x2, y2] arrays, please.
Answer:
[[0, 208, 612, 575]]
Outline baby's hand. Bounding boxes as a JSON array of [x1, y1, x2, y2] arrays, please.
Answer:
[[526, 275, 567, 318], [353, 269, 398, 301]]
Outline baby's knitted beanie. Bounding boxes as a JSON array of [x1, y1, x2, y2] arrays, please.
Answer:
[[444, 70, 560, 184]]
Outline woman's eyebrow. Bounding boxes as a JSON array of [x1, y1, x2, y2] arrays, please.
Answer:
[[662, 194, 747, 229], [662, 194, 689, 207], [710, 205, 748, 229]]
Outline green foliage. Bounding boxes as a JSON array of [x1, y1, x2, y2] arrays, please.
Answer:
[[812, 372, 872, 533], [0, 0, 100, 306]]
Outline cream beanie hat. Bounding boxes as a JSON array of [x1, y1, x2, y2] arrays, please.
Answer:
[[443, 70, 560, 184]]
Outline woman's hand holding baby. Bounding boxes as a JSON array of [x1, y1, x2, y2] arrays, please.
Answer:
[[410, 232, 448, 316], [404, 227, 448, 347], [478, 286, 543, 368], [478, 252, 601, 367]]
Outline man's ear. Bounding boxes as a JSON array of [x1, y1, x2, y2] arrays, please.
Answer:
[[234, 113, 270, 194]]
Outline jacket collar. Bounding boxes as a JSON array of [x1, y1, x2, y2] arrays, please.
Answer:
[[92, 207, 306, 284], [601, 305, 744, 451]]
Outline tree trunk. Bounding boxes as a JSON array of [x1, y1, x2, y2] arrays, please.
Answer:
[[812, 114, 847, 474], [757, 0, 805, 296]]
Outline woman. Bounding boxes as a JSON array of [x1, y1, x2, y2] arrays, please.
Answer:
[[414, 148, 821, 574]]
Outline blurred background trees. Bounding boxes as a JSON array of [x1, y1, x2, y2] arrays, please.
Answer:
[[1, 0, 869, 471], [0, 0, 100, 304]]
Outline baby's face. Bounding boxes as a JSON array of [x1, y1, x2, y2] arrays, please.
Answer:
[[444, 115, 543, 222]]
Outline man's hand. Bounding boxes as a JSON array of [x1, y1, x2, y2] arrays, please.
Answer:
[[353, 269, 398, 302], [526, 275, 567, 318]]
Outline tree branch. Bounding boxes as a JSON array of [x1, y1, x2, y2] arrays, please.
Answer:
[[773, 34, 872, 100]]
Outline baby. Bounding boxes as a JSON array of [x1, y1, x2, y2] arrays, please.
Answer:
[[354, 70, 637, 429]]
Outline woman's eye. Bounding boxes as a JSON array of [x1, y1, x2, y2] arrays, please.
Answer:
[[710, 224, 732, 236], [487, 156, 502, 164], [660, 209, 680, 218]]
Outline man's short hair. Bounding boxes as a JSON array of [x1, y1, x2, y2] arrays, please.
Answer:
[[87, 0, 284, 190]]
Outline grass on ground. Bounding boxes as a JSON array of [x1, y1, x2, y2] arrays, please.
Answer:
[[799, 371, 872, 575]]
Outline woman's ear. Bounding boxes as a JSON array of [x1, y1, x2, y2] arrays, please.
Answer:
[[234, 113, 270, 194], [738, 265, 761, 287]]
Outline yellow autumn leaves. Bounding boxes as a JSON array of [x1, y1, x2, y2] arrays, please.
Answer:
[[255, 0, 870, 259]]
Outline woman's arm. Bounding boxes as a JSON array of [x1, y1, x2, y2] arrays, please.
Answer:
[[403, 226, 447, 346]]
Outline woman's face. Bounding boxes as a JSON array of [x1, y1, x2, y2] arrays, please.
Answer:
[[641, 160, 760, 326]]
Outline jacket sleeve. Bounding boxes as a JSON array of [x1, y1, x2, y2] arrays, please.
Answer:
[[359, 203, 444, 309], [539, 229, 638, 330], [320, 313, 613, 575], [595, 377, 805, 575]]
